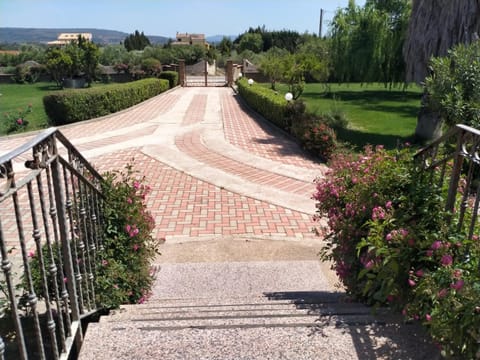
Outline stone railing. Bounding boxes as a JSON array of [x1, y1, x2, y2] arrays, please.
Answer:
[[0, 128, 104, 359]]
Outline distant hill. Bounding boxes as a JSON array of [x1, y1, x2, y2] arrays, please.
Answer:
[[206, 35, 237, 44], [0, 27, 170, 45]]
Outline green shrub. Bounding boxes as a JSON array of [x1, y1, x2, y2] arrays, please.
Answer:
[[237, 78, 290, 130], [425, 40, 480, 129], [237, 78, 337, 160], [159, 71, 178, 88], [313, 146, 480, 357], [293, 119, 336, 161], [43, 78, 169, 125]]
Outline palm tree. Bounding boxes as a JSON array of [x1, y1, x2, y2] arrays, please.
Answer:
[[404, 0, 479, 83]]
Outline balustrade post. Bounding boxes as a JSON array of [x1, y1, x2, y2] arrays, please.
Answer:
[[445, 127, 466, 216], [50, 155, 83, 345]]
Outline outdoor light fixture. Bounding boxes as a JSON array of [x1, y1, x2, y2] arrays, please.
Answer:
[[285, 92, 293, 101], [238, 72, 243, 78], [248, 78, 254, 85]]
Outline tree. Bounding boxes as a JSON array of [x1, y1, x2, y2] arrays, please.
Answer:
[[124, 30, 151, 51], [238, 33, 263, 53], [45, 48, 73, 86], [403, 0, 480, 83], [218, 36, 232, 56], [329, 0, 411, 86], [260, 47, 289, 90], [78, 39, 100, 85]]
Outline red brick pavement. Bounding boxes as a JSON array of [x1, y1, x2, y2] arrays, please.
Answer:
[[91, 149, 317, 240], [175, 131, 315, 197], [221, 93, 323, 170], [182, 94, 207, 126]]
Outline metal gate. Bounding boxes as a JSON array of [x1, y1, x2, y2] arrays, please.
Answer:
[[179, 60, 230, 87]]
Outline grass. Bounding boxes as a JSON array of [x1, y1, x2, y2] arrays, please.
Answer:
[[265, 82, 423, 149], [0, 82, 56, 136]]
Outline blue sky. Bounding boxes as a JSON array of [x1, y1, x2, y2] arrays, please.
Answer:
[[1, 0, 366, 37]]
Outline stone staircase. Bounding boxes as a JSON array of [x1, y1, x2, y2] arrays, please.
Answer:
[[78, 261, 438, 360]]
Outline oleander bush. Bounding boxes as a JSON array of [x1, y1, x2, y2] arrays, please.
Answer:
[[43, 78, 169, 125], [26, 162, 160, 310], [313, 145, 480, 358]]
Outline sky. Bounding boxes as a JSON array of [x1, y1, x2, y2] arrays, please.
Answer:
[[0, 0, 366, 38]]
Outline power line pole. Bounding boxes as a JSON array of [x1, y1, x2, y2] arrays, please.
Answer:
[[319, 8, 324, 38]]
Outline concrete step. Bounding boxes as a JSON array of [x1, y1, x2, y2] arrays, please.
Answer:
[[79, 316, 437, 360]]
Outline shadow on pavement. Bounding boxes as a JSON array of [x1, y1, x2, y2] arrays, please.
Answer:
[[264, 291, 441, 360]]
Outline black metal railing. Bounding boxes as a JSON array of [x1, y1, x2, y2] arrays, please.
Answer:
[[415, 124, 480, 239], [0, 128, 104, 360]]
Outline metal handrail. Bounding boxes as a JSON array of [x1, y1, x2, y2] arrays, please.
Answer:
[[0, 128, 105, 360], [414, 124, 480, 239]]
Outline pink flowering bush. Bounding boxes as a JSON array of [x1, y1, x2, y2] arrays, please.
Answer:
[[96, 162, 160, 308], [313, 145, 480, 357], [3, 104, 31, 134]]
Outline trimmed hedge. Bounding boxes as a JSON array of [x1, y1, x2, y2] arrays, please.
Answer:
[[43, 78, 169, 125], [159, 71, 179, 89], [236, 78, 291, 131]]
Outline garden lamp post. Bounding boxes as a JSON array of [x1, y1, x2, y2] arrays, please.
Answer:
[[248, 78, 254, 86], [285, 92, 293, 101]]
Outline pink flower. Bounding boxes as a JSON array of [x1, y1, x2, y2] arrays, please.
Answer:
[[425, 314, 432, 322], [437, 288, 448, 298], [63, 277, 68, 283], [133, 244, 140, 251], [386, 232, 393, 241], [453, 269, 462, 278], [28, 250, 35, 258], [125, 224, 132, 233], [16, 118, 23, 125], [371, 206, 386, 221], [441, 254, 453, 266], [127, 197, 133, 204], [415, 269, 424, 277], [133, 181, 140, 190], [113, 284, 119, 289], [408, 279, 416, 287], [450, 279, 464, 291], [431, 241, 443, 250], [385, 201, 392, 209], [364, 260, 374, 270], [426, 250, 434, 257], [102, 259, 108, 266]]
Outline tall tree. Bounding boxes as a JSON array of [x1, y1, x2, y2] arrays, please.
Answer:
[[124, 30, 151, 51], [329, 0, 411, 86], [403, 0, 480, 83]]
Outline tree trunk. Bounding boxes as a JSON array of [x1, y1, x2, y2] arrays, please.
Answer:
[[404, 0, 480, 83]]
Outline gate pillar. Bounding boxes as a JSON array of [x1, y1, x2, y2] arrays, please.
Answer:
[[226, 60, 234, 87], [179, 59, 186, 87]]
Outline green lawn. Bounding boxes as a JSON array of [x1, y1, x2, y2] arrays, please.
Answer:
[[266, 82, 423, 149], [0, 82, 55, 135]]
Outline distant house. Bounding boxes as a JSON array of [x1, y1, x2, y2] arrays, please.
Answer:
[[47, 33, 92, 46], [171, 32, 209, 49]]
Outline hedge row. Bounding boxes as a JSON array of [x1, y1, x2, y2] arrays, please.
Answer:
[[43, 78, 170, 125], [159, 71, 179, 89], [236, 79, 291, 131]]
